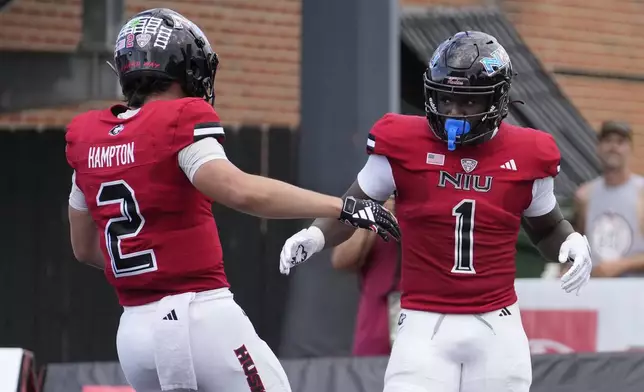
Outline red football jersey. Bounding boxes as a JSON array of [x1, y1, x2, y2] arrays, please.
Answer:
[[367, 113, 560, 313], [66, 98, 229, 306]]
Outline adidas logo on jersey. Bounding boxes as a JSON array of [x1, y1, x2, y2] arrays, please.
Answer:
[[500, 159, 517, 171], [499, 307, 512, 317], [163, 309, 178, 320]]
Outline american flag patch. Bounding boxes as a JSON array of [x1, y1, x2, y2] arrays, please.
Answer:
[[426, 153, 445, 166]]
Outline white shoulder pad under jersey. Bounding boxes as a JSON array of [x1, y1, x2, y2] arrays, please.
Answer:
[[357, 154, 396, 202]]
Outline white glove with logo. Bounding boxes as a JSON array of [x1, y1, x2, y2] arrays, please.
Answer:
[[279, 226, 325, 276], [558, 232, 592, 295]]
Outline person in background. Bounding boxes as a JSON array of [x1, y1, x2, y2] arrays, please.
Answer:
[[573, 120, 644, 277], [331, 197, 400, 356]]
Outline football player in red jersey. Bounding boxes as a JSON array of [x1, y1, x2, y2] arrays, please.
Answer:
[[65, 8, 399, 392], [279, 31, 592, 392]]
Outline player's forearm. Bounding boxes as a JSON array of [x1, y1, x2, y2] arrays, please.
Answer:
[[331, 229, 376, 270], [311, 217, 357, 249], [236, 174, 343, 219], [82, 245, 107, 270], [312, 179, 379, 248], [522, 205, 576, 262], [532, 219, 575, 262], [68, 206, 106, 270], [193, 160, 342, 219], [72, 235, 105, 269]]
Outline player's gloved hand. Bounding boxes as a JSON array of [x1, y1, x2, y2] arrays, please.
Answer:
[[558, 232, 592, 295], [338, 196, 401, 243], [279, 197, 401, 276], [279, 226, 325, 276]]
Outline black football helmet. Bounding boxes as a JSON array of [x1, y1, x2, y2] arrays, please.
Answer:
[[424, 31, 513, 151], [111, 8, 219, 106]]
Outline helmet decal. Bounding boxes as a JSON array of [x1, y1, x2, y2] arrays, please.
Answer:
[[479, 47, 511, 76]]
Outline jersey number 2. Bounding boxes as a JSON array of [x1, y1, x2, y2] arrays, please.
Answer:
[[452, 199, 476, 274], [97, 180, 157, 278]]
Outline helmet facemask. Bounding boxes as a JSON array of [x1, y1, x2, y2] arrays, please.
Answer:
[[180, 33, 219, 106], [424, 73, 510, 151]]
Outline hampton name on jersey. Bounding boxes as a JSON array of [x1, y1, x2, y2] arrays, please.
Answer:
[[359, 113, 560, 313], [66, 98, 230, 306]]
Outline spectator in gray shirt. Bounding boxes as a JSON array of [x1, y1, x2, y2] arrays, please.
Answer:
[[572, 121, 644, 277]]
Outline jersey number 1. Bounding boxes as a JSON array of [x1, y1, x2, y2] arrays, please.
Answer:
[[452, 199, 476, 274], [97, 180, 157, 278]]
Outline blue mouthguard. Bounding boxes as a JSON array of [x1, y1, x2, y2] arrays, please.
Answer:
[[444, 118, 471, 151]]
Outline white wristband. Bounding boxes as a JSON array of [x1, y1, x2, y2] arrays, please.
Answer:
[[306, 226, 326, 253]]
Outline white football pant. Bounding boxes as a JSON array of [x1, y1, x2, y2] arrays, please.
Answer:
[[116, 288, 291, 392], [384, 301, 531, 392]]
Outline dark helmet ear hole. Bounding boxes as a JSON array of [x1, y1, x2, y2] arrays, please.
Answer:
[[190, 61, 201, 78]]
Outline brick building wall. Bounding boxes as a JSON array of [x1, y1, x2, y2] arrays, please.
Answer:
[[0, 0, 300, 129], [503, 0, 644, 171], [0, 0, 82, 52], [1, 0, 644, 172]]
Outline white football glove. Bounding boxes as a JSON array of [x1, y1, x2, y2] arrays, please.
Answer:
[[558, 232, 592, 295], [279, 226, 325, 276]]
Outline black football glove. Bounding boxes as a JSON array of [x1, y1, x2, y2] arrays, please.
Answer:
[[338, 196, 401, 242]]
